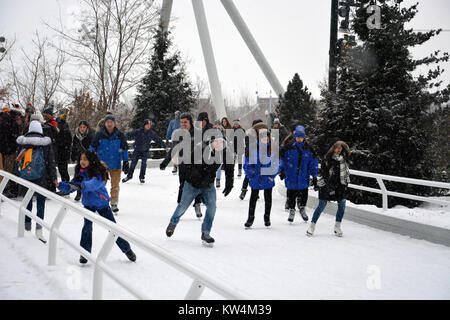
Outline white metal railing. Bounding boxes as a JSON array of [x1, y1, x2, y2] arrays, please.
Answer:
[[0, 170, 245, 300], [347, 169, 450, 210]]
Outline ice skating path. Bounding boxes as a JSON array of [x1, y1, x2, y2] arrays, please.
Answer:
[[1, 168, 449, 299]]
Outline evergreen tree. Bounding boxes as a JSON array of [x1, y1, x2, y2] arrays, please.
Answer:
[[316, 1, 449, 207], [275, 73, 317, 133], [132, 25, 194, 136]]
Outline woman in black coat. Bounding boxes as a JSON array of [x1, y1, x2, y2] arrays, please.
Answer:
[[306, 140, 351, 237], [71, 120, 94, 201]]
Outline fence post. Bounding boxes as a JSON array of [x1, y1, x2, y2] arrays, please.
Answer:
[[48, 206, 68, 266], [185, 279, 205, 300], [92, 231, 117, 300], [18, 189, 35, 237], [376, 177, 388, 211]]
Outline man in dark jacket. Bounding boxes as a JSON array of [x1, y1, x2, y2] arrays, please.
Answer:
[[42, 106, 59, 144], [55, 115, 72, 184], [232, 119, 245, 177], [122, 119, 167, 184], [164, 131, 223, 247]]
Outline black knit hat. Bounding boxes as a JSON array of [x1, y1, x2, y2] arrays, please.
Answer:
[[197, 112, 209, 122], [252, 119, 263, 126], [104, 114, 115, 123], [143, 119, 151, 126], [43, 106, 54, 115]]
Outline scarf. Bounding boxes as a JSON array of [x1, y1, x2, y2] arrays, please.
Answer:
[[331, 153, 350, 185]]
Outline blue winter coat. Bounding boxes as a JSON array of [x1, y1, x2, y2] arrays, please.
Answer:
[[126, 127, 166, 152], [89, 127, 128, 170], [243, 142, 280, 190], [58, 169, 110, 210], [280, 140, 318, 190], [166, 118, 181, 141]]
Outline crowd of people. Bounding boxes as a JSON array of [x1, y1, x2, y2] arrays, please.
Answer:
[[0, 104, 351, 262]]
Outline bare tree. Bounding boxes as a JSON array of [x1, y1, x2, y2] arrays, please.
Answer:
[[7, 31, 66, 109], [48, 0, 159, 111]]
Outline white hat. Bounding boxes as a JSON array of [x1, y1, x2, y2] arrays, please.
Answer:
[[30, 113, 45, 124], [29, 120, 43, 134]]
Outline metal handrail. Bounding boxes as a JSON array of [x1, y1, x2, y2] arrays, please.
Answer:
[[0, 170, 245, 300], [347, 169, 450, 210]]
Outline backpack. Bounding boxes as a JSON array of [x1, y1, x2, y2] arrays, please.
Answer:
[[17, 147, 46, 181]]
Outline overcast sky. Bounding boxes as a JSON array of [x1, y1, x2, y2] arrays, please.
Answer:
[[1, 0, 449, 103]]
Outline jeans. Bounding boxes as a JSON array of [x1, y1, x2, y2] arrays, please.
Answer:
[[80, 206, 131, 253], [128, 151, 149, 179], [216, 165, 222, 180], [25, 193, 46, 230], [311, 199, 346, 223], [170, 182, 216, 234]]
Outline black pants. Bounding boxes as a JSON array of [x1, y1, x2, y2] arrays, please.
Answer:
[[286, 189, 308, 209], [241, 176, 249, 191], [248, 188, 272, 222], [57, 160, 70, 182]]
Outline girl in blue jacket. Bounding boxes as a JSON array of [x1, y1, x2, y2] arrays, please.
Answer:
[[243, 123, 280, 228], [280, 126, 318, 223], [57, 150, 136, 264]]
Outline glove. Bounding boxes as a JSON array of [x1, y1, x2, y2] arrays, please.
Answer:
[[57, 182, 70, 194], [279, 171, 286, 180], [68, 182, 82, 192], [222, 183, 233, 197], [122, 161, 129, 175], [160, 162, 166, 170], [312, 177, 318, 191]]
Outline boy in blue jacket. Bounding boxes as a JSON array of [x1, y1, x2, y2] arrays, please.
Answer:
[[57, 150, 136, 264], [280, 126, 319, 223]]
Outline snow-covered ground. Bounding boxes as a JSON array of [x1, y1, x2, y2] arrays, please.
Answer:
[[1, 168, 450, 300]]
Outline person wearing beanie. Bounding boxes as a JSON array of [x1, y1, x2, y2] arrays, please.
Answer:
[[279, 125, 318, 223], [166, 111, 182, 175], [272, 118, 289, 150], [95, 111, 114, 133], [232, 120, 245, 177], [238, 119, 264, 200], [243, 122, 280, 228], [123, 119, 166, 184], [41, 106, 59, 146], [162, 114, 226, 247], [71, 120, 95, 201], [89, 113, 129, 213], [307, 140, 351, 237], [15, 120, 57, 243], [54, 115, 73, 195], [166, 110, 181, 141]]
